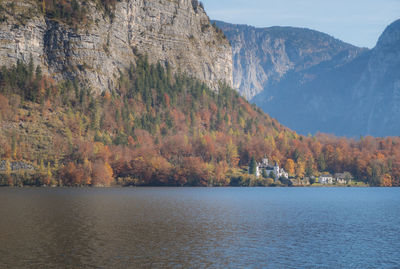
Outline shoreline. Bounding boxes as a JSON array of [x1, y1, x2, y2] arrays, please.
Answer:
[[0, 184, 375, 188]]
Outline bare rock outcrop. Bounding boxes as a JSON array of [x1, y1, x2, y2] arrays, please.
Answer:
[[215, 21, 364, 100], [0, 0, 232, 92]]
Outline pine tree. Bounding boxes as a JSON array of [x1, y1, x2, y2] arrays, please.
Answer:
[[269, 171, 276, 179], [305, 159, 314, 177], [249, 157, 257, 175], [317, 153, 326, 172], [261, 169, 268, 178]]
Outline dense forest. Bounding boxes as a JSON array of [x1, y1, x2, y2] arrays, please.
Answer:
[[0, 54, 399, 187]]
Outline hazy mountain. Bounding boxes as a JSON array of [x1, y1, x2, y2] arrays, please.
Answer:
[[350, 19, 400, 137], [214, 21, 366, 100], [253, 49, 371, 136], [217, 19, 400, 137]]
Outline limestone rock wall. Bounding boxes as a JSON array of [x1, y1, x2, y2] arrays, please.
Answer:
[[0, 0, 233, 92], [351, 19, 400, 136], [215, 21, 364, 100]]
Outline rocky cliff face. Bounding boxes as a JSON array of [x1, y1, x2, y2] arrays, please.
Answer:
[[252, 49, 371, 136], [218, 19, 400, 137], [214, 21, 364, 100], [351, 19, 400, 136], [0, 0, 233, 93]]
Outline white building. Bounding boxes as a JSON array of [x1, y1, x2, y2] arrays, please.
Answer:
[[319, 172, 353, 185], [253, 157, 288, 180], [319, 174, 334, 184], [334, 172, 353, 184]]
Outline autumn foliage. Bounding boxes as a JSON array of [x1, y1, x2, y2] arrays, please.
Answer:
[[1, 56, 400, 187]]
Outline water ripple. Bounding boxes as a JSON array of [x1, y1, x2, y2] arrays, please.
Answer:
[[0, 187, 399, 268]]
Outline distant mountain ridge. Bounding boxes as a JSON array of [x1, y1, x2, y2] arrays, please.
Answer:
[[216, 19, 400, 137], [214, 20, 367, 100], [351, 19, 400, 136]]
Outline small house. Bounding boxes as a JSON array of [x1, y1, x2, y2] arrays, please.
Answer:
[[319, 174, 334, 184], [334, 172, 353, 184]]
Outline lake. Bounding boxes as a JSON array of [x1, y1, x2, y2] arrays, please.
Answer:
[[0, 187, 399, 268]]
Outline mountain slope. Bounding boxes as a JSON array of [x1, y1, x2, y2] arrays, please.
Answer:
[[351, 19, 400, 136], [0, 56, 293, 186], [1, 57, 400, 187], [253, 19, 400, 137], [253, 45, 371, 136], [0, 0, 232, 93], [214, 21, 366, 100], [0, 3, 400, 187]]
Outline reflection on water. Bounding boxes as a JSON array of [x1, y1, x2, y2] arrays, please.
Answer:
[[0, 187, 400, 268]]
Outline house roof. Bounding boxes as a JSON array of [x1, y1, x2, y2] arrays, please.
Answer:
[[259, 164, 275, 170]]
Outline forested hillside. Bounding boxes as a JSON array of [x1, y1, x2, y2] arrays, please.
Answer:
[[0, 56, 399, 187]]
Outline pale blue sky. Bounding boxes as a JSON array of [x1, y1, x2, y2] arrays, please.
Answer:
[[201, 0, 400, 48]]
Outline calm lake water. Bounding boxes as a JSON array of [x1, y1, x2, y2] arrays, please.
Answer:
[[0, 187, 399, 268]]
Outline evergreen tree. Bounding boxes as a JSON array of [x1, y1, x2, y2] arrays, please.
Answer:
[[269, 171, 276, 179], [317, 153, 326, 172], [249, 157, 257, 175], [35, 65, 42, 81], [305, 159, 314, 177], [261, 168, 268, 178]]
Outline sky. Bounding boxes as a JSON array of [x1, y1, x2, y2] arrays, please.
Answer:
[[200, 0, 400, 48]]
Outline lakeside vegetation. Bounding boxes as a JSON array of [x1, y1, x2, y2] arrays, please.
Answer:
[[0, 56, 399, 187]]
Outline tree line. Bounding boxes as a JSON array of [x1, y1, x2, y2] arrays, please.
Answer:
[[0, 56, 399, 187]]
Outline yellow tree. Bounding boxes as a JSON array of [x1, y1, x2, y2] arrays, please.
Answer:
[[42, 164, 53, 186], [83, 158, 93, 185], [92, 160, 113, 186], [226, 139, 239, 167], [295, 160, 305, 179], [381, 174, 392, 187], [39, 160, 45, 175], [5, 160, 11, 175], [284, 159, 295, 176], [5, 160, 12, 186]]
